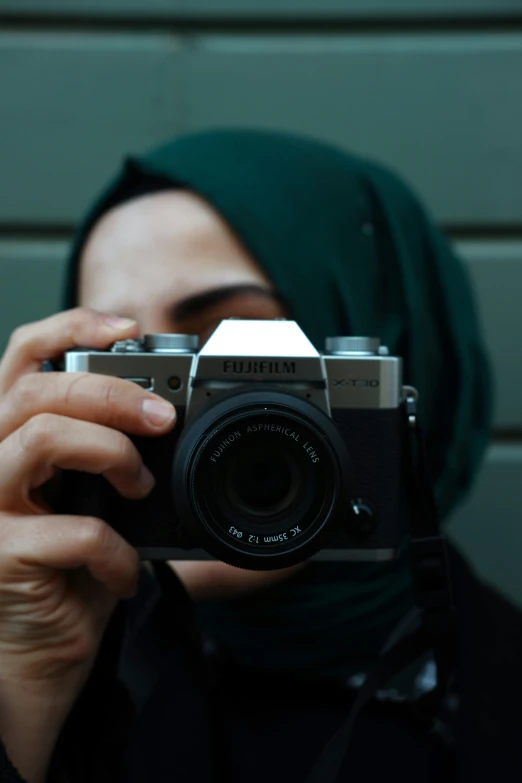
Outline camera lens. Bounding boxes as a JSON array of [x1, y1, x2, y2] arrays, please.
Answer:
[[225, 446, 299, 518], [173, 388, 352, 570]]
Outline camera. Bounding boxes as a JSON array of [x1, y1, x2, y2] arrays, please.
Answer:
[[59, 319, 414, 570]]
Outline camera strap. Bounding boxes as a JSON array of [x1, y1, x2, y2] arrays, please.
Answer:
[[303, 392, 457, 783]]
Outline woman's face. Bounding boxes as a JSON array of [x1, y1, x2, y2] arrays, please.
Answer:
[[79, 190, 304, 599]]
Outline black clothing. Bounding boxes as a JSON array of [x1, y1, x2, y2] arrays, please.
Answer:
[[2, 545, 522, 782]]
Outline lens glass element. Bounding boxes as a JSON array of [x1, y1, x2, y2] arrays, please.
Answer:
[[181, 400, 346, 565], [225, 445, 300, 518]]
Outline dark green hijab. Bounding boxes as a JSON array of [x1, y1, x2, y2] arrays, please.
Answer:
[[65, 129, 492, 677]]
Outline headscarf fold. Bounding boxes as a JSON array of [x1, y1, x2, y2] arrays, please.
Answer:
[[64, 129, 492, 676]]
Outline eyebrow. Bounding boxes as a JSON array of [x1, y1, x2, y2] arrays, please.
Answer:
[[170, 283, 287, 322]]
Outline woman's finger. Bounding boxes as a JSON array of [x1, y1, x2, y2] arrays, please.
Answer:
[[0, 307, 138, 394], [0, 371, 176, 443], [0, 512, 140, 599], [0, 413, 156, 514]]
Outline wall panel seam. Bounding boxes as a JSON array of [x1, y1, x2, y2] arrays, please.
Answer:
[[2, 16, 522, 35]]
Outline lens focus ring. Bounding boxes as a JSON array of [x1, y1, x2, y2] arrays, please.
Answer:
[[172, 388, 354, 570]]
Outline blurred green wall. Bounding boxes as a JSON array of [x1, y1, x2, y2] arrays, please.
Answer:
[[0, 0, 521, 601]]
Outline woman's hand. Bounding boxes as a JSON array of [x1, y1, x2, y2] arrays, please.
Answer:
[[0, 307, 176, 782]]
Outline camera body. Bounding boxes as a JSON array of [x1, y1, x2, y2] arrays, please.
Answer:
[[60, 320, 413, 570]]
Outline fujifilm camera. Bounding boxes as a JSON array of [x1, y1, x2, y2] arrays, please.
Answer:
[[59, 319, 415, 570]]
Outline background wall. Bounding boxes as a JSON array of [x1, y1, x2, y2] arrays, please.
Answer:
[[0, 1, 521, 600]]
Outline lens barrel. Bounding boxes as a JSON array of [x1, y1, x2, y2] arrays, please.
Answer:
[[173, 388, 353, 569]]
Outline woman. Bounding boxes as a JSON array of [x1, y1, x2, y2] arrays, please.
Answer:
[[0, 129, 518, 783]]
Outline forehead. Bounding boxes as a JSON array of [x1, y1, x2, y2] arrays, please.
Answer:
[[78, 190, 270, 311]]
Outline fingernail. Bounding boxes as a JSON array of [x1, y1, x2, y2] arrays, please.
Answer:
[[103, 315, 137, 331], [138, 464, 156, 496], [142, 398, 176, 427]]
